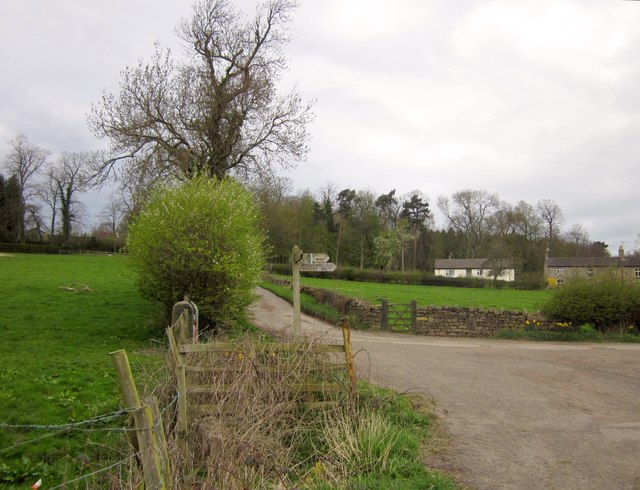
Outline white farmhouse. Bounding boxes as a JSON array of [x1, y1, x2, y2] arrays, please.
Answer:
[[434, 258, 515, 282]]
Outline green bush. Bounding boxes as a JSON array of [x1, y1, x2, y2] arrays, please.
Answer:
[[541, 274, 640, 331], [128, 177, 265, 328]]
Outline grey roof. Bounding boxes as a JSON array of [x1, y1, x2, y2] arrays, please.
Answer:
[[547, 256, 640, 268], [434, 258, 513, 270]]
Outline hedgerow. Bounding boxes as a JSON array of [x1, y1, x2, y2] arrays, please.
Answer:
[[541, 273, 640, 331]]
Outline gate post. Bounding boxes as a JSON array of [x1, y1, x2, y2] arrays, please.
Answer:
[[410, 300, 417, 333], [381, 299, 389, 331]]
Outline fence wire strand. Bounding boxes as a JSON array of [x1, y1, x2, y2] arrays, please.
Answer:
[[0, 393, 179, 486]]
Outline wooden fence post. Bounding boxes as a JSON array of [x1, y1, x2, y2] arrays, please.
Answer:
[[177, 350, 188, 433], [381, 299, 389, 331], [340, 318, 357, 394], [110, 349, 141, 409], [291, 245, 303, 335], [111, 350, 170, 488], [110, 349, 141, 454], [150, 396, 171, 487], [132, 405, 165, 489], [172, 301, 195, 343]]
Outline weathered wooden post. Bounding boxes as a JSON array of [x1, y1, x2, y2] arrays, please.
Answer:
[[150, 396, 171, 486], [132, 405, 165, 489], [110, 350, 141, 409], [177, 349, 188, 433], [290, 245, 303, 335], [381, 299, 389, 331], [172, 298, 197, 343], [111, 350, 169, 489], [340, 317, 357, 394]]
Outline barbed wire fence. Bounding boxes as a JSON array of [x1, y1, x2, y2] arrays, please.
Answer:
[[0, 389, 181, 488]]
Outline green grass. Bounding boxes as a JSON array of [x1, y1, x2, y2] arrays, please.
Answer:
[[273, 275, 552, 312], [0, 255, 458, 488], [304, 387, 457, 490], [495, 327, 640, 343], [0, 254, 164, 488], [260, 281, 345, 324]]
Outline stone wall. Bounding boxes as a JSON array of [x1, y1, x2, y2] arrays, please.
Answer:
[[295, 285, 553, 338]]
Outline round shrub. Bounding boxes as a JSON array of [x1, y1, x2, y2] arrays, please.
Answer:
[[541, 273, 640, 331], [127, 177, 265, 328]]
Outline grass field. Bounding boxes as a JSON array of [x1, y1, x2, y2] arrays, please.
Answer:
[[290, 275, 553, 312], [1, 255, 458, 489], [0, 254, 164, 488]]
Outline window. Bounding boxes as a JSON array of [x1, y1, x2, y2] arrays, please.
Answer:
[[556, 268, 564, 275], [557, 279, 564, 286], [587, 268, 593, 278], [635, 268, 640, 278], [447, 269, 455, 277]]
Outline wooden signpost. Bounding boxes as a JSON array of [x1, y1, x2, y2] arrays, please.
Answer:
[[290, 246, 337, 334]]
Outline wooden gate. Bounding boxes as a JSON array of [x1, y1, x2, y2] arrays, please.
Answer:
[[381, 299, 417, 333]]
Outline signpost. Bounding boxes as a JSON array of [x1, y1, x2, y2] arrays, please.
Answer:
[[302, 253, 330, 264], [290, 246, 337, 334], [300, 262, 337, 272]]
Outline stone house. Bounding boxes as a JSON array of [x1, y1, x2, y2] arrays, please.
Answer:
[[434, 258, 516, 282], [545, 246, 640, 286]]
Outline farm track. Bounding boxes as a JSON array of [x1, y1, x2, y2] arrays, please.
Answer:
[[249, 287, 640, 490]]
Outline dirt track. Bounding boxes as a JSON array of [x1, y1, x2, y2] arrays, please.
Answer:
[[249, 287, 640, 490]]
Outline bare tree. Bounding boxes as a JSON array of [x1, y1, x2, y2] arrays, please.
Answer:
[[512, 200, 544, 243], [50, 152, 93, 241], [99, 197, 127, 252], [89, 0, 314, 184], [536, 198, 564, 254], [563, 223, 590, 257], [24, 203, 46, 242], [437, 189, 500, 258], [2, 135, 49, 241], [37, 164, 61, 240]]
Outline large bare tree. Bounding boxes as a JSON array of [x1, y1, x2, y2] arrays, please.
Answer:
[[89, 0, 313, 184], [536, 198, 564, 255], [2, 135, 49, 242], [98, 196, 127, 252], [50, 152, 93, 241], [437, 189, 500, 258]]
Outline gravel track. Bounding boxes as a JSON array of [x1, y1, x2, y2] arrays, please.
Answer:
[[249, 287, 640, 489]]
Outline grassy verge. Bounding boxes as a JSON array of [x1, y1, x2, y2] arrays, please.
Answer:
[[303, 387, 456, 490], [495, 327, 640, 343], [271, 275, 551, 311], [260, 280, 344, 324], [0, 254, 164, 488]]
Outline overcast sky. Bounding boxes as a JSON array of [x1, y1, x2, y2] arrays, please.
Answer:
[[1, 0, 639, 251]]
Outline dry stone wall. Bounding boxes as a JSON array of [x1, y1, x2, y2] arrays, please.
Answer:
[[295, 284, 553, 338]]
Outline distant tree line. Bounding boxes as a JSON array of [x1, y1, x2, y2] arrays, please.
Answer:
[[0, 134, 614, 275], [0, 134, 128, 250], [250, 177, 611, 280]]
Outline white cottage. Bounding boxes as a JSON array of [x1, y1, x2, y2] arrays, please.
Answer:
[[434, 258, 515, 282]]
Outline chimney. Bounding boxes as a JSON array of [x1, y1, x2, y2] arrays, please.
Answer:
[[619, 245, 625, 260]]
